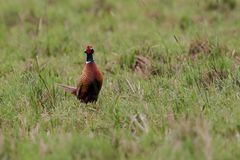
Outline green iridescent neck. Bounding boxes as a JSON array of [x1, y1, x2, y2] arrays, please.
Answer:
[[86, 54, 94, 63]]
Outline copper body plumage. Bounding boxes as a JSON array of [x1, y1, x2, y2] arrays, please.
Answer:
[[59, 46, 103, 103], [76, 62, 103, 103]]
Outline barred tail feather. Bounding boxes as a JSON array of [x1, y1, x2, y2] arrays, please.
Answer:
[[58, 84, 77, 95]]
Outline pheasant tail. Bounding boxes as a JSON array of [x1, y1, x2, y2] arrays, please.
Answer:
[[58, 84, 77, 95]]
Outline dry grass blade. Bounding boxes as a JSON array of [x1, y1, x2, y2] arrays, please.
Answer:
[[189, 39, 210, 59], [130, 113, 149, 134], [167, 116, 212, 160], [125, 78, 135, 93], [0, 130, 4, 155], [132, 55, 152, 77]]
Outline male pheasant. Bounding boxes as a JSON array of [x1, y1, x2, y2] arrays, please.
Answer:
[[59, 46, 103, 103]]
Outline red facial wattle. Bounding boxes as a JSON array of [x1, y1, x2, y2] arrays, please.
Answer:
[[85, 46, 93, 54]]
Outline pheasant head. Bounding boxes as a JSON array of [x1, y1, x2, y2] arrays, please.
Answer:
[[84, 45, 95, 63]]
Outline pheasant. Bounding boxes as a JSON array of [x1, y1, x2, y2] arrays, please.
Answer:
[[59, 46, 103, 103]]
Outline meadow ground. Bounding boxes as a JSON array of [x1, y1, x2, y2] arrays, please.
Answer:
[[0, 0, 240, 159]]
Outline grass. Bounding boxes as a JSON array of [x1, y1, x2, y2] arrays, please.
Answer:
[[0, 0, 240, 159]]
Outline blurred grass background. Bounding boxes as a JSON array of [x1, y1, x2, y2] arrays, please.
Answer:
[[0, 0, 240, 159]]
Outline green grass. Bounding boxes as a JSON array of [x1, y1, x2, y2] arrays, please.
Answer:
[[0, 0, 240, 159]]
